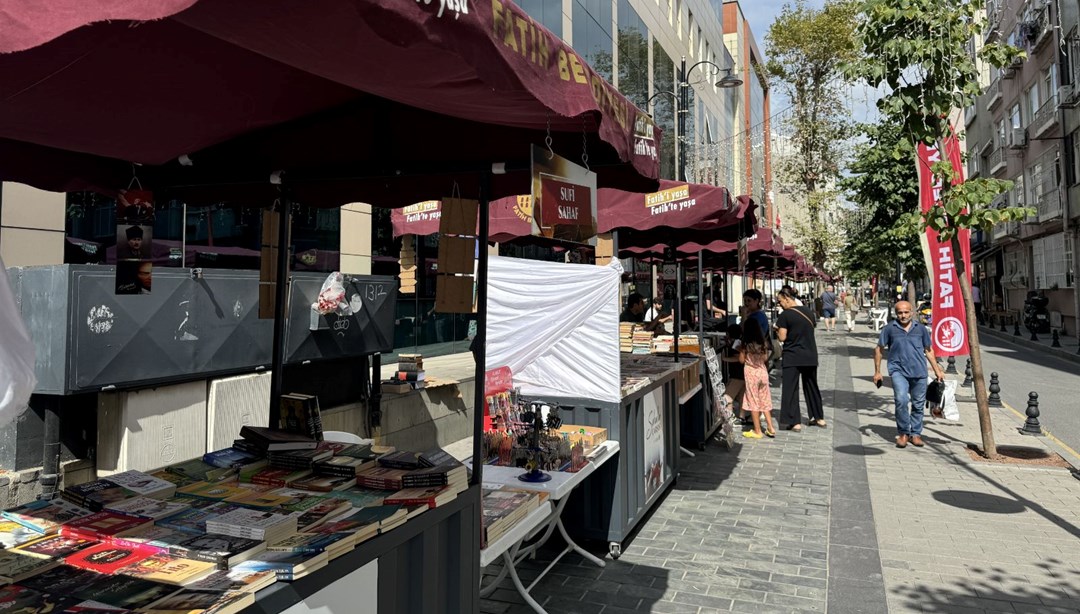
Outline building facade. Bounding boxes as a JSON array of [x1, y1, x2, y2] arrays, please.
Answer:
[[968, 0, 1079, 338]]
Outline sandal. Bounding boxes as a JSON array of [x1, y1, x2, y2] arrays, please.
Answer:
[[764, 429, 775, 438], [742, 431, 763, 439], [785, 424, 802, 432], [813, 419, 827, 428]]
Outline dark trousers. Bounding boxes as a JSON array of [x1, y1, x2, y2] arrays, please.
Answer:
[[781, 365, 824, 425]]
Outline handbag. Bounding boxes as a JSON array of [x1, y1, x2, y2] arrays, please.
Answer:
[[926, 379, 945, 406]]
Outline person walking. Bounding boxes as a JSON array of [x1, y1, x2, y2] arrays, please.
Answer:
[[739, 321, 775, 439], [971, 282, 983, 325], [843, 291, 859, 332], [872, 300, 946, 448], [820, 285, 838, 332], [775, 287, 824, 431]]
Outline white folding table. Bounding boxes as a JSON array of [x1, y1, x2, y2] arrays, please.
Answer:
[[476, 440, 620, 614]]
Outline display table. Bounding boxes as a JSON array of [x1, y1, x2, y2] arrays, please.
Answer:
[[545, 355, 683, 558], [241, 484, 481, 614], [478, 502, 554, 613], [477, 440, 618, 614]]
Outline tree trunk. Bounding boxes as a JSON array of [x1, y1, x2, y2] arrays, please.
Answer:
[[950, 229, 997, 458]]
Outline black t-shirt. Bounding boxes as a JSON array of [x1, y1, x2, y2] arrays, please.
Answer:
[[776, 305, 819, 367], [620, 308, 645, 323]]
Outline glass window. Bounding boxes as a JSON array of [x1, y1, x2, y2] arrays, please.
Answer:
[[1010, 103, 1021, 130], [573, 0, 614, 82], [653, 43, 677, 179], [517, 0, 562, 37], [1032, 233, 1074, 289], [997, 118, 1007, 147], [1028, 85, 1040, 119], [617, 0, 650, 108]]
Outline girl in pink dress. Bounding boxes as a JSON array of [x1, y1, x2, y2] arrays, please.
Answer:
[[740, 320, 775, 439]]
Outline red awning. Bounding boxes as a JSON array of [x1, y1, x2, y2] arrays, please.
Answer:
[[597, 184, 755, 249], [0, 0, 660, 206]]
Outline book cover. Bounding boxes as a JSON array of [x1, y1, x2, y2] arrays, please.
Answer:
[[157, 504, 241, 536], [151, 470, 197, 488], [417, 447, 462, 468], [245, 468, 313, 488], [111, 525, 193, 557], [332, 443, 376, 459], [140, 589, 253, 614], [117, 552, 216, 586], [263, 488, 332, 514], [174, 533, 265, 569], [205, 509, 297, 540], [0, 520, 52, 549], [201, 448, 261, 471], [59, 599, 133, 613], [164, 460, 236, 484], [104, 471, 176, 499], [286, 475, 356, 492], [392, 371, 425, 382], [18, 564, 103, 595], [238, 427, 316, 451], [279, 394, 323, 443], [400, 465, 465, 488], [175, 482, 250, 502], [65, 542, 156, 575], [266, 531, 353, 553], [223, 489, 293, 509], [231, 551, 328, 580], [183, 567, 276, 594], [11, 533, 99, 559], [105, 497, 190, 521], [325, 488, 392, 510], [65, 574, 181, 610], [0, 585, 78, 614], [62, 480, 137, 511], [0, 548, 59, 583], [383, 485, 453, 508], [314, 505, 405, 533], [60, 511, 150, 541], [266, 448, 333, 469], [355, 467, 410, 490], [313, 456, 373, 478], [292, 499, 352, 532], [2, 499, 94, 534], [376, 451, 424, 470]]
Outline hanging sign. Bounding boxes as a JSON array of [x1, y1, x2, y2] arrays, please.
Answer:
[[916, 132, 972, 357], [114, 188, 155, 295], [737, 238, 749, 271], [531, 145, 597, 242]]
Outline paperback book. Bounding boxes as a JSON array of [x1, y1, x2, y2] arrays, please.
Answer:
[[164, 460, 237, 484], [157, 503, 241, 536], [376, 451, 424, 470], [278, 393, 324, 442], [0, 548, 59, 583], [62, 480, 137, 511], [244, 468, 313, 489], [110, 525, 195, 558], [104, 471, 177, 499], [60, 511, 151, 541], [139, 589, 253, 614], [292, 498, 352, 532], [2, 498, 94, 534], [0, 585, 77, 614], [184, 567, 277, 594], [201, 448, 266, 475], [116, 552, 216, 586], [231, 551, 328, 581], [19, 564, 179, 610], [325, 488, 392, 510], [222, 489, 294, 509], [265, 531, 354, 556], [263, 489, 333, 514], [173, 533, 266, 569], [286, 474, 356, 492], [354, 467, 410, 491], [11, 533, 99, 559], [0, 520, 51, 548], [314, 505, 406, 534], [105, 497, 190, 521], [175, 482, 250, 502], [238, 427, 316, 452], [313, 456, 375, 478], [266, 448, 333, 470], [383, 485, 456, 509], [204, 509, 297, 542], [64, 542, 156, 575]]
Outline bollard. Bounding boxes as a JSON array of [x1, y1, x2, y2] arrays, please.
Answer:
[[946, 356, 957, 374], [988, 372, 1002, 407], [1014, 320, 1021, 336], [1031, 325, 1040, 342], [1020, 392, 1042, 436], [1000, 317, 1007, 333], [962, 358, 972, 388], [1052, 330, 1062, 348]]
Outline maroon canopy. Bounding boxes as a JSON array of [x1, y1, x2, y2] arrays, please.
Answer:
[[0, 0, 660, 206], [390, 196, 533, 243], [598, 184, 755, 249]]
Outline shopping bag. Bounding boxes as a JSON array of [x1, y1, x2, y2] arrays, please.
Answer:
[[941, 379, 960, 421], [0, 257, 36, 426]]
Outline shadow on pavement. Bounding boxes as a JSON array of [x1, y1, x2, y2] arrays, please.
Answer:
[[930, 489, 1027, 514], [834, 444, 886, 456], [889, 561, 1080, 613]]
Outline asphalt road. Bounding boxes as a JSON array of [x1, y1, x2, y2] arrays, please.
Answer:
[[973, 332, 1080, 461]]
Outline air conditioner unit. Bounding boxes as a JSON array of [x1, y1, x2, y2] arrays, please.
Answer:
[[1008, 127, 1027, 149], [1059, 84, 1079, 109]]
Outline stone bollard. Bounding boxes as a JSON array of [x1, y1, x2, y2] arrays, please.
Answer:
[[1052, 330, 1062, 348], [962, 358, 972, 388], [1020, 392, 1042, 436], [1014, 320, 1021, 336], [946, 356, 957, 374], [988, 372, 1002, 407]]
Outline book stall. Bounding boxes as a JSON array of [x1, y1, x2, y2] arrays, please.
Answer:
[[0, 1, 661, 613]]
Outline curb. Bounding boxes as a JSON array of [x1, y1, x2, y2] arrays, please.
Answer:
[[954, 391, 1080, 472], [977, 324, 1080, 366]]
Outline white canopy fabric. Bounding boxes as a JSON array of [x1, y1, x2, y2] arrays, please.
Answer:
[[0, 257, 36, 425], [486, 255, 621, 404]]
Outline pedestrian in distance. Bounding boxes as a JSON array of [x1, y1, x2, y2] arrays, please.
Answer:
[[843, 291, 859, 332], [971, 282, 983, 325], [775, 287, 825, 431], [872, 300, 947, 448], [820, 285, 838, 332], [739, 320, 775, 439]]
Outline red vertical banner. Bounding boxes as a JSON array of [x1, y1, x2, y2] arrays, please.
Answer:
[[915, 133, 972, 357]]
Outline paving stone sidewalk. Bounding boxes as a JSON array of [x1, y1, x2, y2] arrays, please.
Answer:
[[479, 330, 1080, 613]]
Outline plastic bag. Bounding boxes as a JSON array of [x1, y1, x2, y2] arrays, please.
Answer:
[[927, 377, 960, 421], [0, 257, 36, 427], [312, 272, 349, 316]]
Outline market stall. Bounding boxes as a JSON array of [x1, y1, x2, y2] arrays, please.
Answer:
[[0, 1, 661, 612]]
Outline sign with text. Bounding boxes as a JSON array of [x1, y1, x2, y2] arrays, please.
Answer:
[[531, 145, 597, 242], [484, 366, 514, 396], [916, 133, 972, 357]]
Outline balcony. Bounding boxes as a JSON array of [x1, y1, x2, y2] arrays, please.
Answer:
[[984, 4, 1002, 43], [987, 78, 1003, 110], [988, 147, 1007, 176], [1031, 98, 1060, 138], [1021, 6, 1053, 52], [1035, 188, 1062, 222]]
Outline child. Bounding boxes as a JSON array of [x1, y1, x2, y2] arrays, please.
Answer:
[[720, 325, 745, 423], [739, 319, 775, 439]]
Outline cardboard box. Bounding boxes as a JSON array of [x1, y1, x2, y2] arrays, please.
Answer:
[[556, 425, 608, 449]]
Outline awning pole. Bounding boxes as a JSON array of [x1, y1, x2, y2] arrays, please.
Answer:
[[674, 261, 681, 363], [470, 170, 491, 487], [268, 189, 292, 428], [698, 250, 705, 343]]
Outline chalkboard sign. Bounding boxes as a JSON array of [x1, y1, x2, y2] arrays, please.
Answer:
[[702, 346, 733, 445]]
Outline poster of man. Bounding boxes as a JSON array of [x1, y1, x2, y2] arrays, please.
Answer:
[[115, 261, 152, 295], [116, 225, 152, 260], [116, 189, 155, 224]]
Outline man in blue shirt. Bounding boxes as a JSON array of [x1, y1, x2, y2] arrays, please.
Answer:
[[873, 301, 946, 448]]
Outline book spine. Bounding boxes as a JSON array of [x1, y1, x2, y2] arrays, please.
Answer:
[[205, 525, 263, 541], [314, 466, 359, 478], [233, 441, 266, 456], [401, 477, 450, 488], [59, 525, 99, 542], [376, 460, 420, 470], [396, 362, 422, 372], [250, 477, 287, 488], [383, 496, 435, 507], [182, 549, 229, 569], [356, 479, 401, 490], [393, 372, 424, 382]]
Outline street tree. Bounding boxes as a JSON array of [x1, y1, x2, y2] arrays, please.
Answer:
[[766, 0, 859, 274], [838, 122, 924, 282], [848, 0, 1034, 458]]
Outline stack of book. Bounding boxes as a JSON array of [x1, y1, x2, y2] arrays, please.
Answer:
[[205, 509, 298, 544], [632, 329, 653, 354], [619, 322, 636, 353], [279, 393, 324, 442], [480, 488, 542, 549], [237, 426, 317, 453], [62, 470, 177, 511], [390, 354, 425, 391]]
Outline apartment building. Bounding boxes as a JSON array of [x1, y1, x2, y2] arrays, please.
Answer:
[[968, 0, 1079, 337]]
